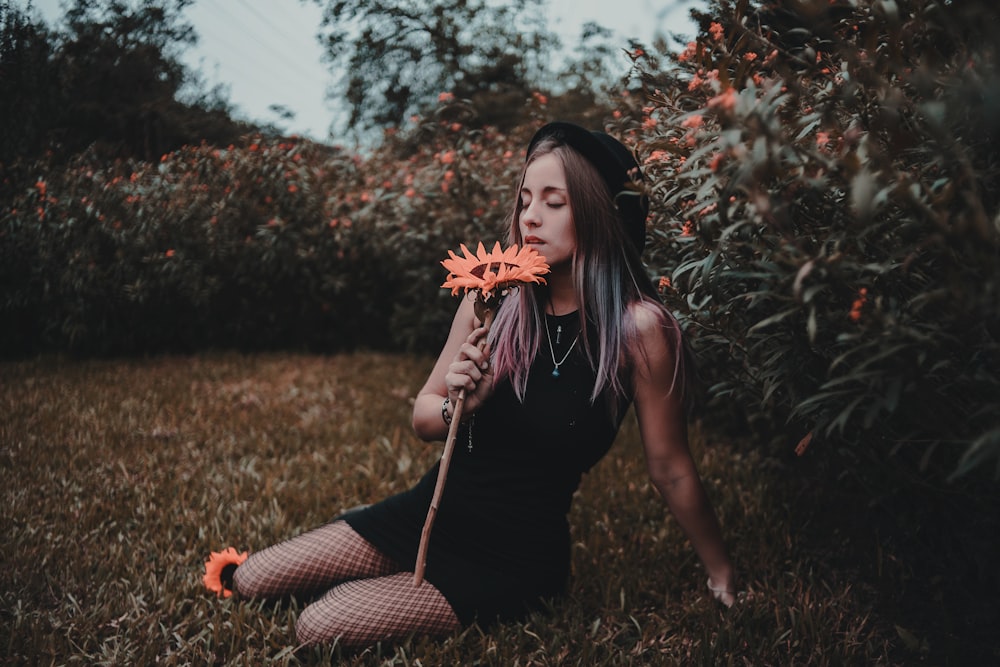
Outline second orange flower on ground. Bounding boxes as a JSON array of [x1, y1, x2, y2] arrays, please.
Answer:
[[203, 547, 248, 598]]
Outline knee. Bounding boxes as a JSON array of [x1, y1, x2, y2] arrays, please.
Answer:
[[231, 555, 264, 599], [295, 603, 355, 648]]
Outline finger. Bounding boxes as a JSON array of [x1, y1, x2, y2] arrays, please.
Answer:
[[480, 342, 492, 373], [446, 363, 482, 393], [706, 578, 736, 608], [467, 326, 490, 348], [445, 375, 476, 396], [460, 343, 489, 371]]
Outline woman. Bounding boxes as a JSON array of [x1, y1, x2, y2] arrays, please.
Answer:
[[232, 121, 736, 648]]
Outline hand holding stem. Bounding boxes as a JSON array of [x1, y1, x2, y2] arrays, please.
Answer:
[[414, 309, 493, 586]]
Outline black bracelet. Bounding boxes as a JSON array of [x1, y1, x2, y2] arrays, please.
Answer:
[[441, 397, 453, 426]]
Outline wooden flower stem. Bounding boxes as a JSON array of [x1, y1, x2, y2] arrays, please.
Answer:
[[414, 308, 493, 586]]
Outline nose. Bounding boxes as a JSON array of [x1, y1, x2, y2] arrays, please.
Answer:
[[521, 199, 541, 227]]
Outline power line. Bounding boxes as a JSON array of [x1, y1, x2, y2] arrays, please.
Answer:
[[238, 0, 321, 58], [198, 0, 320, 89]]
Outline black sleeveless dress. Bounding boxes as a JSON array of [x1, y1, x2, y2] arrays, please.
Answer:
[[345, 312, 628, 626]]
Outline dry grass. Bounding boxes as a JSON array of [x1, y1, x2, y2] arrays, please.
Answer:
[[2, 353, 994, 665]]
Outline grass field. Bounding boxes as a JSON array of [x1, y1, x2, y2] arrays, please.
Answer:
[[2, 353, 995, 665]]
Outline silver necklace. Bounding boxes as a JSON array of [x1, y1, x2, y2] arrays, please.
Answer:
[[544, 317, 580, 378]]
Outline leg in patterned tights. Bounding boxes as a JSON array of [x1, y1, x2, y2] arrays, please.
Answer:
[[295, 572, 461, 647], [232, 521, 461, 648]]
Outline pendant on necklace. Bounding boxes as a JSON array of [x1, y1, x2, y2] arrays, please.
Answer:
[[545, 317, 578, 381]]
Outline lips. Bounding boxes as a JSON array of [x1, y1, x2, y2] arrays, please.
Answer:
[[524, 235, 543, 244]]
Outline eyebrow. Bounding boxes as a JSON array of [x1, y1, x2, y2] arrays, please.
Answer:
[[520, 185, 567, 195]]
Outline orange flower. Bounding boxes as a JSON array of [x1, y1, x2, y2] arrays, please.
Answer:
[[441, 242, 549, 313], [658, 276, 672, 292], [438, 91, 455, 103], [795, 431, 813, 456], [681, 114, 704, 129], [203, 547, 248, 598], [678, 41, 697, 62], [708, 88, 737, 112], [709, 22, 724, 42], [646, 149, 669, 164], [849, 287, 868, 322]]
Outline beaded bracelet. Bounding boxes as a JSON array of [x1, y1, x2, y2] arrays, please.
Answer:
[[441, 397, 453, 426]]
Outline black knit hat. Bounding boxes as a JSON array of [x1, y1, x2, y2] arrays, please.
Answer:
[[527, 121, 648, 253]]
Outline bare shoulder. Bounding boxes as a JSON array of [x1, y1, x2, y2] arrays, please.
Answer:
[[625, 299, 682, 384], [627, 300, 672, 348]]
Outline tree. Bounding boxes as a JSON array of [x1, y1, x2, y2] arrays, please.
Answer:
[[2, 0, 252, 162], [313, 0, 559, 134], [0, 1, 60, 164], [539, 21, 627, 131], [53, 0, 199, 159]]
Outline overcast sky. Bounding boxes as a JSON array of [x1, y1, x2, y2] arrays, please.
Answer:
[[25, 0, 697, 141]]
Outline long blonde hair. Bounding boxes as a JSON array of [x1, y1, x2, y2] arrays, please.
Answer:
[[489, 136, 692, 416]]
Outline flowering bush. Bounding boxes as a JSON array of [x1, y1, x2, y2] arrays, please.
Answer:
[[617, 0, 999, 480], [1, 108, 526, 356]]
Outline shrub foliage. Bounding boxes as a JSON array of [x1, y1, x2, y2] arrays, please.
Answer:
[[1, 110, 526, 356], [621, 0, 999, 479]]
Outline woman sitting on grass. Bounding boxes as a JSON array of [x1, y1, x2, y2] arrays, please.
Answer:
[[227, 121, 736, 648]]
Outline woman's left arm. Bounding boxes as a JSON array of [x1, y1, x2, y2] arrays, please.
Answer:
[[630, 304, 736, 606]]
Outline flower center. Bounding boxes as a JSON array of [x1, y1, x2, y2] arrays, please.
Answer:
[[220, 563, 238, 591], [471, 261, 515, 278]]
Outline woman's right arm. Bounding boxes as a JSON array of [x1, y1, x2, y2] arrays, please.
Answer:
[[411, 297, 494, 441]]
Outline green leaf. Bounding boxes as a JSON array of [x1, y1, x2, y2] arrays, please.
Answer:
[[949, 428, 1000, 481], [748, 307, 800, 334]]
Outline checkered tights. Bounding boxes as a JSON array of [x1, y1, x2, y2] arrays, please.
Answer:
[[233, 521, 461, 648]]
